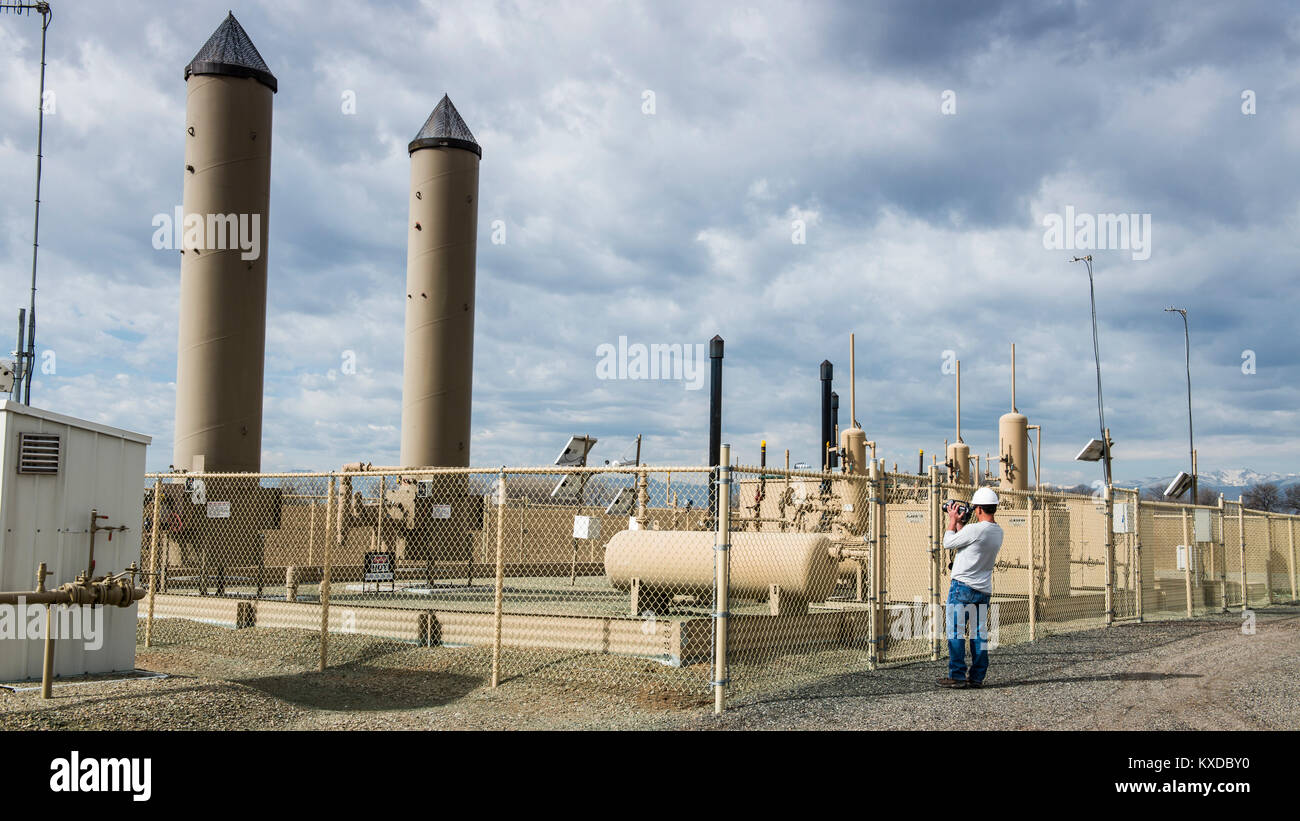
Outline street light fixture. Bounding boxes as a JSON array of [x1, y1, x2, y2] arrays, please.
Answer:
[[1165, 307, 1196, 503], [1071, 255, 1112, 486]]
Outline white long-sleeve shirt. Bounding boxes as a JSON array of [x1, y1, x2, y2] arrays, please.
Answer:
[[943, 520, 1004, 594]]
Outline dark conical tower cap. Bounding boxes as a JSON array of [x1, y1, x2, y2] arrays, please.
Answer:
[[409, 94, 481, 157], [185, 12, 278, 93]]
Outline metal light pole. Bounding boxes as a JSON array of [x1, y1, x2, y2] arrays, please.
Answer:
[[1165, 307, 1196, 503], [1071, 255, 1111, 485], [2, 2, 53, 405]]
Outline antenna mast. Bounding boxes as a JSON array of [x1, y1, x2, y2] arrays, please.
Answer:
[[2, 2, 53, 405]]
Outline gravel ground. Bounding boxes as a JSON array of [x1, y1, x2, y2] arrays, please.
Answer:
[[687, 606, 1300, 730], [1, 607, 1295, 730]]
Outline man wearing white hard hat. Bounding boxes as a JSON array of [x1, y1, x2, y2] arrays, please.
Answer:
[[936, 486, 1004, 689]]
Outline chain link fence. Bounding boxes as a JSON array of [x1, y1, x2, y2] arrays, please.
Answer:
[[137, 466, 1300, 711]]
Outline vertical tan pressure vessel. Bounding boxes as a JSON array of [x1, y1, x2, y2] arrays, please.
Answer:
[[947, 442, 971, 485], [999, 412, 1028, 491], [400, 95, 481, 468], [840, 428, 867, 474], [173, 13, 276, 473]]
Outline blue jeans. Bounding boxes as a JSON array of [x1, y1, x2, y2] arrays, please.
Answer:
[[946, 580, 992, 683]]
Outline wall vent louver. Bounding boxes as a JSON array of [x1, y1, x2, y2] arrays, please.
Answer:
[[17, 432, 60, 474]]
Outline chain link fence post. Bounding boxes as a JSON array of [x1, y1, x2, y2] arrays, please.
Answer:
[[1132, 492, 1144, 622], [1238, 502, 1247, 612], [1217, 495, 1228, 612], [492, 469, 506, 688], [1108, 486, 1116, 625], [1264, 513, 1275, 605], [145, 476, 162, 647], [1027, 491, 1037, 640], [319, 473, 335, 672], [870, 459, 885, 667], [713, 443, 731, 715], [928, 465, 940, 660], [1284, 519, 1294, 602], [1180, 507, 1193, 618]]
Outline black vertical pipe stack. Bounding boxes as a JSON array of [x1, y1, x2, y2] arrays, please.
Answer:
[[830, 391, 840, 470], [708, 335, 724, 522], [819, 360, 833, 471]]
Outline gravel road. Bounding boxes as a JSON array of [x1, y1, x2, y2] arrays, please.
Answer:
[[2, 607, 1294, 730]]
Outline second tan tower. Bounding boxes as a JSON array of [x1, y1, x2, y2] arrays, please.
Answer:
[[399, 95, 481, 468]]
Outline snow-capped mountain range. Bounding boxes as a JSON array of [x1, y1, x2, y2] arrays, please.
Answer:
[[1120, 469, 1300, 498]]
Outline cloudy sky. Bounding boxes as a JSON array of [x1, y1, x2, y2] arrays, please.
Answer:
[[0, 0, 1296, 485]]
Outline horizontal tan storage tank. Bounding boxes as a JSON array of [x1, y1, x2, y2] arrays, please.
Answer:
[[605, 530, 837, 602]]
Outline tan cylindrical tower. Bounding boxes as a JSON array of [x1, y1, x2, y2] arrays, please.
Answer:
[[173, 13, 277, 473], [400, 95, 481, 468]]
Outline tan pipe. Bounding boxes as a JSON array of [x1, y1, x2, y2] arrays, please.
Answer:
[[0, 574, 146, 607], [955, 359, 961, 442], [39, 563, 52, 700], [1011, 342, 1016, 412], [849, 332, 856, 427], [636, 469, 649, 530], [42, 602, 53, 699], [1027, 424, 1042, 492], [0, 565, 147, 698]]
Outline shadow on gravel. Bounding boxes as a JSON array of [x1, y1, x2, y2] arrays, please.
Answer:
[[983, 671, 1201, 689], [729, 618, 1247, 710], [237, 661, 483, 711]]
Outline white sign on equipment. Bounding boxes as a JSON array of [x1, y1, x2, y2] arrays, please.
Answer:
[[1112, 503, 1134, 534], [1194, 508, 1211, 543], [573, 515, 601, 540]]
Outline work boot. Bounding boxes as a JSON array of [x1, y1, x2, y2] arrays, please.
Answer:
[[966, 680, 983, 689], [935, 677, 967, 689]]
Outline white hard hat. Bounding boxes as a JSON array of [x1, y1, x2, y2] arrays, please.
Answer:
[[971, 487, 999, 507]]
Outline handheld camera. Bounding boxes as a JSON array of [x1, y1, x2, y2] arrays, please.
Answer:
[[942, 499, 973, 525]]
